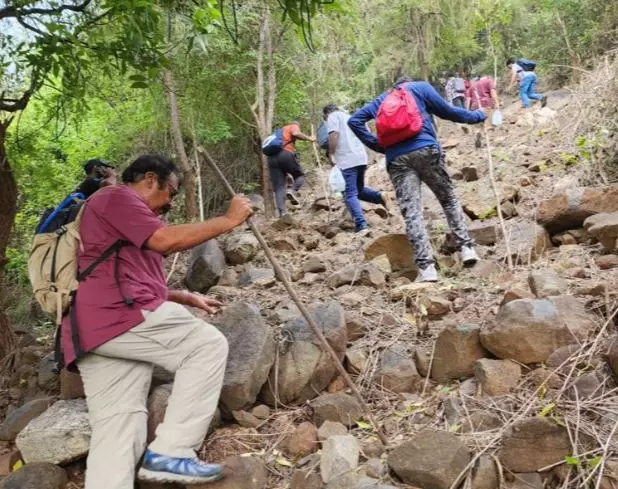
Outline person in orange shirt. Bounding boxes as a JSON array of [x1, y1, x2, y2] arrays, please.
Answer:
[[267, 122, 315, 216]]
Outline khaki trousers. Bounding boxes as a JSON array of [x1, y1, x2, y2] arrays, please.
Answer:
[[77, 301, 229, 489]]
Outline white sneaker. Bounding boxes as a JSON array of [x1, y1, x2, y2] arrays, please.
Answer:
[[461, 245, 479, 266], [416, 264, 438, 282]]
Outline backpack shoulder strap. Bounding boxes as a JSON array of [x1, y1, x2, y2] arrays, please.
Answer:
[[77, 239, 129, 281]]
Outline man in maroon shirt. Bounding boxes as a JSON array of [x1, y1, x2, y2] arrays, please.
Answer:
[[63, 154, 253, 488]]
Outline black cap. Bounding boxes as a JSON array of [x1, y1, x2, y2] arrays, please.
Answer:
[[83, 158, 114, 175]]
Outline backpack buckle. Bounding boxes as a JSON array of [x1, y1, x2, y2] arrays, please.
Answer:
[[55, 226, 67, 236]]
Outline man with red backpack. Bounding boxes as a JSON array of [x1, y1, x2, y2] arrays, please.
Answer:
[[348, 76, 486, 282]]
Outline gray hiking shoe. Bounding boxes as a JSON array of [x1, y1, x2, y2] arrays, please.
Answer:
[[461, 245, 479, 266], [286, 191, 301, 206], [541, 95, 548, 108], [416, 264, 438, 283]]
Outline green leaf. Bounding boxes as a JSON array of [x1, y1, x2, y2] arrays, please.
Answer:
[[565, 456, 580, 466], [538, 402, 555, 417], [356, 420, 372, 430], [589, 456, 602, 468], [130, 81, 149, 89], [448, 424, 461, 433]]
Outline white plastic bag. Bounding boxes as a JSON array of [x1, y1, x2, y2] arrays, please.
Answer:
[[329, 167, 346, 194], [492, 109, 503, 127]]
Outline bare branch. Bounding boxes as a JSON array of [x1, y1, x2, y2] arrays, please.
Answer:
[[0, 0, 93, 21]]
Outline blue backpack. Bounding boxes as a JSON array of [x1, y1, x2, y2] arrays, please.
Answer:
[[317, 122, 329, 150], [261, 128, 284, 156], [517, 58, 536, 72]]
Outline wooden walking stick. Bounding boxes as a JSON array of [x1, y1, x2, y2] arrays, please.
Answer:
[[310, 123, 332, 223], [472, 89, 514, 270], [197, 145, 388, 446]]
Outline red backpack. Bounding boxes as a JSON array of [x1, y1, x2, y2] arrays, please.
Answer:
[[376, 84, 423, 148]]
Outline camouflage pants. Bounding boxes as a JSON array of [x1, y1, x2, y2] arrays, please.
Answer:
[[387, 146, 473, 268]]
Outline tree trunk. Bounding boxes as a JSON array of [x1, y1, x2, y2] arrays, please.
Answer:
[[164, 70, 197, 221], [254, 8, 276, 218], [555, 11, 581, 83], [0, 119, 18, 358]]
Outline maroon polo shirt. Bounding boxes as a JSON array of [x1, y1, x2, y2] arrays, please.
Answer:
[[62, 185, 167, 366]]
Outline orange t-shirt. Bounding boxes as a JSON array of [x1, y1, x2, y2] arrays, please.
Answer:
[[282, 124, 300, 153]]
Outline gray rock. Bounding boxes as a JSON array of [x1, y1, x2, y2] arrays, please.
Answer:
[[303, 256, 327, 273], [214, 302, 275, 412], [224, 233, 259, 265], [461, 411, 502, 433], [37, 353, 58, 391], [364, 234, 416, 274], [474, 359, 522, 396], [238, 268, 275, 285], [363, 458, 389, 478], [585, 212, 618, 250], [318, 420, 348, 441], [461, 166, 479, 182], [528, 270, 568, 297], [472, 456, 498, 489], [499, 417, 570, 472], [16, 399, 91, 464], [312, 393, 362, 427], [496, 221, 552, 264], [261, 301, 347, 406], [1, 462, 67, 489], [326, 474, 398, 489], [388, 429, 470, 489], [0, 398, 53, 441], [246, 193, 265, 214], [509, 473, 543, 489], [185, 240, 226, 292], [480, 296, 596, 364], [538, 185, 618, 234], [432, 324, 489, 383], [204, 455, 267, 489], [320, 435, 360, 483], [291, 469, 322, 489], [374, 343, 420, 393], [326, 263, 385, 289]]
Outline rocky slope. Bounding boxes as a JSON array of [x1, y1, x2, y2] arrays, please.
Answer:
[[3, 87, 618, 489]]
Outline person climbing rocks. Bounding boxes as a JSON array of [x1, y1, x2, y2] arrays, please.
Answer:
[[267, 122, 315, 217], [348, 76, 486, 282], [466, 75, 500, 148], [506, 58, 547, 109], [61, 154, 253, 489], [323, 104, 387, 232], [445, 73, 467, 108], [74, 158, 117, 198]]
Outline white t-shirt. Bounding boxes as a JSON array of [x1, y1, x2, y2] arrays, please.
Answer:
[[512, 63, 533, 81], [326, 111, 368, 170]]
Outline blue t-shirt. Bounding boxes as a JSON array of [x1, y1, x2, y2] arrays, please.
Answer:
[[348, 81, 485, 163]]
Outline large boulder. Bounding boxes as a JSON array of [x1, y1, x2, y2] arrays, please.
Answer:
[[374, 343, 420, 393], [538, 185, 618, 234], [480, 296, 596, 364], [261, 301, 347, 406], [431, 324, 489, 384], [0, 398, 53, 441], [495, 221, 552, 264], [185, 240, 226, 292], [223, 233, 259, 265], [0, 462, 67, 489], [365, 234, 416, 273], [214, 302, 275, 412], [16, 399, 91, 464], [445, 221, 499, 250], [499, 418, 571, 472], [388, 429, 470, 489]]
